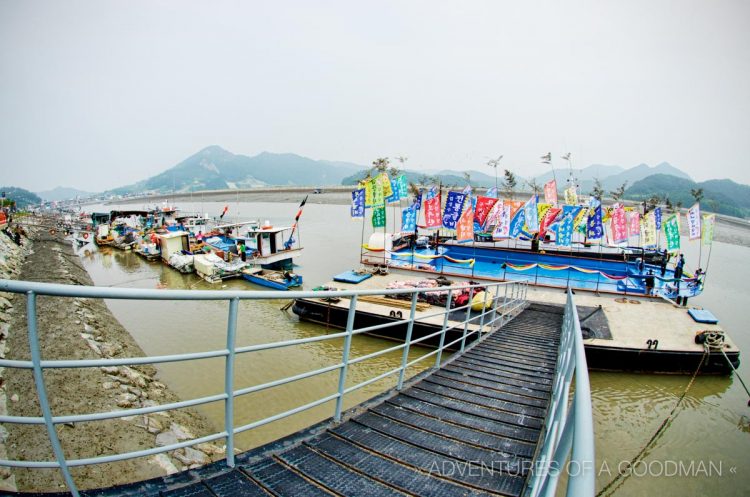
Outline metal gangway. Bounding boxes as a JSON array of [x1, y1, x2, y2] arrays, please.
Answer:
[[0, 278, 593, 496]]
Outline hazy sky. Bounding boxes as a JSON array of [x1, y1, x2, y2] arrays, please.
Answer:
[[2, 0, 749, 192]]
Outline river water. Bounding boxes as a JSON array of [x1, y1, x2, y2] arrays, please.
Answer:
[[79, 200, 749, 497]]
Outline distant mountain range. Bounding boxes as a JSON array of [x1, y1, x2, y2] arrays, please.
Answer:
[[37, 186, 94, 202], [23, 145, 745, 218], [106, 146, 362, 195], [0, 186, 42, 208]]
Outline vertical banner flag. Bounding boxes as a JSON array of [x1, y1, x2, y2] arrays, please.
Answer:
[[556, 206, 577, 246], [586, 205, 603, 239], [492, 202, 512, 239], [627, 211, 641, 237], [509, 207, 527, 238], [663, 214, 681, 252], [642, 212, 657, 247], [564, 186, 578, 205], [544, 179, 558, 205], [386, 178, 401, 204], [524, 195, 539, 233], [371, 177, 385, 206], [687, 203, 701, 240], [372, 206, 386, 228], [484, 199, 504, 230], [654, 207, 662, 230], [401, 204, 417, 233], [442, 191, 467, 230], [423, 192, 442, 228], [486, 186, 499, 198], [364, 179, 374, 207], [701, 213, 715, 246], [474, 196, 498, 229], [539, 208, 561, 238], [611, 205, 628, 244], [397, 175, 409, 197], [456, 208, 474, 242], [378, 172, 393, 199], [350, 189, 365, 218]]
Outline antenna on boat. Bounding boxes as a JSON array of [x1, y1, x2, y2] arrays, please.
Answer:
[[541, 152, 556, 186]]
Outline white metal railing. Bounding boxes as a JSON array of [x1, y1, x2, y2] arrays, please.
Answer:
[[524, 288, 596, 497], [0, 277, 528, 496]]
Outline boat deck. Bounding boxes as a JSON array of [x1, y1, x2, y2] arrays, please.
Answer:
[[13, 303, 562, 496]]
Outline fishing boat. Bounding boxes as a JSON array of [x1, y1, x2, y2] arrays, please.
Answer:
[[242, 267, 303, 290], [158, 231, 194, 273], [193, 252, 247, 283]]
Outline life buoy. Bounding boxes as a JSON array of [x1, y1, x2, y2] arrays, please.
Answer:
[[49, 229, 56, 235], [83, 232, 89, 239]]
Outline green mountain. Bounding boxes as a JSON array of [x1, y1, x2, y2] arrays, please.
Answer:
[[0, 186, 42, 209], [625, 174, 750, 218], [108, 146, 363, 195]]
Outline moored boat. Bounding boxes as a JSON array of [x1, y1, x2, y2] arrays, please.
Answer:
[[242, 267, 303, 290]]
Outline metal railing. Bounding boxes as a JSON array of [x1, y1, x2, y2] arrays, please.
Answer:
[[0, 277, 528, 496], [524, 287, 596, 497]]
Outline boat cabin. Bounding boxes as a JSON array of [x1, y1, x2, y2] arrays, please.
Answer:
[[157, 231, 191, 263]]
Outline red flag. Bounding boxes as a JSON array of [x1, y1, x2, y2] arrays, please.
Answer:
[[539, 208, 562, 238], [456, 208, 474, 242], [220, 205, 228, 219], [422, 194, 442, 228], [474, 196, 499, 228], [544, 180, 558, 205]]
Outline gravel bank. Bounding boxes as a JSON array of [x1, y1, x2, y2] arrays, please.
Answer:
[[0, 222, 223, 493]]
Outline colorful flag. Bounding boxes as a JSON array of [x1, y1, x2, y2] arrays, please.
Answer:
[[364, 178, 375, 207], [442, 191, 467, 230], [423, 193, 442, 228], [386, 178, 401, 204], [486, 186, 498, 198], [556, 208, 576, 246], [642, 211, 657, 248], [627, 211, 641, 237], [372, 205, 386, 228], [401, 203, 417, 233], [219, 205, 229, 219], [524, 195, 539, 233], [378, 172, 393, 199], [474, 196, 498, 228], [415, 190, 423, 210], [509, 208, 527, 238], [371, 177, 385, 206], [611, 205, 628, 244], [701, 213, 715, 246], [544, 179, 558, 205], [456, 208, 474, 242], [397, 175, 409, 197], [484, 199, 504, 229], [492, 202, 512, 239], [687, 203, 701, 240], [564, 186, 578, 205], [586, 205, 603, 239], [350, 189, 365, 218], [539, 207, 561, 238], [654, 207, 662, 230], [663, 214, 681, 252]]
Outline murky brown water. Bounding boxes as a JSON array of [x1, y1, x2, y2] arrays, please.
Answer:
[[81, 200, 750, 496]]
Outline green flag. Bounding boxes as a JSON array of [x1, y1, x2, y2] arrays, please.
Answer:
[[663, 214, 681, 253], [701, 213, 715, 246], [372, 206, 386, 228]]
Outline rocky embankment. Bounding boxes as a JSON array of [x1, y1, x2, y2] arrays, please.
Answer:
[[0, 221, 224, 493]]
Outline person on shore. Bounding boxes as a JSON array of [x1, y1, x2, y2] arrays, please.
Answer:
[[239, 241, 247, 262], [645, 270, 655, 296]]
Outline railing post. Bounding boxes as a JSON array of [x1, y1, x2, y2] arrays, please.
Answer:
[[435, 289, 453, 367], [460, 286, 474, 352], [335, 295, 358, 421], [487, 283, 500, 330], [27, 291, 80, 497], [478, 287, 490, 333], [397, 292, 419, 390], [224, 297, 239, 468]]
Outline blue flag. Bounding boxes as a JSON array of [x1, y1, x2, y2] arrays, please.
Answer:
[[401, 203, 417, 233], [654, 207, 662, 230], [442, 191, 467, 230], [587, 205, 603, 239], [386, 178, 401, 204], [350, 189, 365, 218], [509, 208, 526, 238], [486, 187, 498, 198], [556, 205, 579, 246], [523, 195, 539, 233]]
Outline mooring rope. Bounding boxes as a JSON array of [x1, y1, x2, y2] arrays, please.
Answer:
[[720, 349, 750, 406], [596, 351, 707, 497]]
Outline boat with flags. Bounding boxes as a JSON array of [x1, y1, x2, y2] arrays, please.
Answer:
[[293, 155, 739, 374]]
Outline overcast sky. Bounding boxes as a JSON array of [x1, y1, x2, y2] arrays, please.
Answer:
[[2, 0, 749, 192]]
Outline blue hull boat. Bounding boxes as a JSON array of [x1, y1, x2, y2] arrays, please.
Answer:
[[242, 268, 303, 291]]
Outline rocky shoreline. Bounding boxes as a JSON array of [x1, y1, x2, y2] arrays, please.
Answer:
[[0, 221, 224, 493]]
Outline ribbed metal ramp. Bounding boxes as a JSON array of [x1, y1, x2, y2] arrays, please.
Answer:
[[14, 304, 563, 497]]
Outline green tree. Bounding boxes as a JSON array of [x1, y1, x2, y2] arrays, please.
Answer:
[[502, 169, 517, 200], [690, 188, 704, 204], [590, 178, 604, 201], [610, 181, 628, 202]]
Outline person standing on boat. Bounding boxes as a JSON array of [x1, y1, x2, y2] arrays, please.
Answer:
[[239, 241, 247, 262], [674, 254, 685, 279]]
